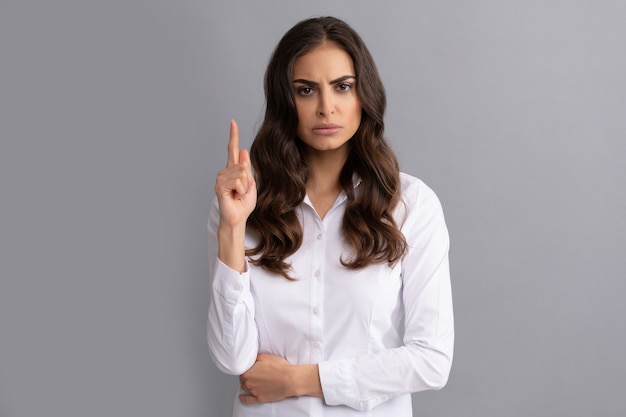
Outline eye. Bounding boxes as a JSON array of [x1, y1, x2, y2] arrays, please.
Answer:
[[336, 82, 353, 92], [297, 86, 314, 96]]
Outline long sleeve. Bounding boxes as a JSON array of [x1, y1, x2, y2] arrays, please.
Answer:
[[207, 198, 258, 375], [318, 179, 454, 410]]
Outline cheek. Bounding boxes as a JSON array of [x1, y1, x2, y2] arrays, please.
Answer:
[[295, 100, 312, 122]]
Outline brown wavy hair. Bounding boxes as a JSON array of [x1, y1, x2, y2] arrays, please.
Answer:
[[247, 16, 407, 279]]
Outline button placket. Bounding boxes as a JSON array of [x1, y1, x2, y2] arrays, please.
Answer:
[[309, 223, 325, 362]]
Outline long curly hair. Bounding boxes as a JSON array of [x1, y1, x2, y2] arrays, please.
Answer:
[[247, 16, 407, 280]]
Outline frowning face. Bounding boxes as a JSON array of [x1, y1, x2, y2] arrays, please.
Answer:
[[293, 42, 362, 157]]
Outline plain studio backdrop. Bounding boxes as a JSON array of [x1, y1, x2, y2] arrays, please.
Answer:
[[1, 1, 625, 416]]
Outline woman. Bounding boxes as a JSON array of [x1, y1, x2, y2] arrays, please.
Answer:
[[208, 16, 453, 417]]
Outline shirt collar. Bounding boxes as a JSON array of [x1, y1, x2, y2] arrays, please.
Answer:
[[302, 174, 362, 212]]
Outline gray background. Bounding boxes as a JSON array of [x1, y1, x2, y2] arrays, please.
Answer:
[[1, 0, 625, 416]]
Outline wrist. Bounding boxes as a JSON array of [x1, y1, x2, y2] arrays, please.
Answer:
[[291, 364, 322, 398], [217, 221, 246, 237]]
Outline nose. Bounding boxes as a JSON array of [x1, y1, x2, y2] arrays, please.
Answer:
[[317, 89, 335, 116]]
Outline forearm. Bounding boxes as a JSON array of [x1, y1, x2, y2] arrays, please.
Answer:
[[318, 340, 453, 410], [207, 259, 258, 375], [208, 204, 258, 375], [217, 222, 247, 273]]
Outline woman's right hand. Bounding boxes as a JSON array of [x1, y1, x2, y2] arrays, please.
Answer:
[[215, 120, 257, 229]]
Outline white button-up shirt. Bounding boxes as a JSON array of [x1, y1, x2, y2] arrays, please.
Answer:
[[208, 173, 454, 417]]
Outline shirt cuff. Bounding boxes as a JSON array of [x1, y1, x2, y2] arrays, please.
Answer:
[[212, 258, 251, 300], [318, 360, 358, 407]]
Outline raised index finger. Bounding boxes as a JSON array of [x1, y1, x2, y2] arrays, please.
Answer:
[[227, 119, 239, 167]]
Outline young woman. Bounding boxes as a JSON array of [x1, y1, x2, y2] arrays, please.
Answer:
[[208, 16, 453, 417]]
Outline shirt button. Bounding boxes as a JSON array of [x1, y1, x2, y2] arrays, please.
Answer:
[[312, 341, 321, 349], [316, 233, 323, 240], [314, 270, 320, 278], [233, 283, 242, 291], [313, 307, 319, 315]]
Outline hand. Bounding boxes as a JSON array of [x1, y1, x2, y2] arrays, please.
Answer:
[[239, 354, 294, 404], [215, 119, 257, 228], [239, 354, 323, 404]]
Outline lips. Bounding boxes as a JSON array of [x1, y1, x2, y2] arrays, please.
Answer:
[[312, 123, 342, 136]]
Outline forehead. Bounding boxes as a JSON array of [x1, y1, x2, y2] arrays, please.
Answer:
[[293, 42, 355, 79]]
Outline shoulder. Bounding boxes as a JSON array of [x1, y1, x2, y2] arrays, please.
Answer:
[[396, 172, 449, 246], [396, 172, 446, 229], [399, 172, 441, 207]]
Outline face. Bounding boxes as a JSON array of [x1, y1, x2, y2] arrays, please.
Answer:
[[292, 42, 362, 157]]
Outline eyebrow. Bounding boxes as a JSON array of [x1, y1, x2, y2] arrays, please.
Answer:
[[292, 75, 356, 86]]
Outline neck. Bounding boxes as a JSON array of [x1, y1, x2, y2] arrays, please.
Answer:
[[304, 146, 348, 219], [304, 146, 348, 190]]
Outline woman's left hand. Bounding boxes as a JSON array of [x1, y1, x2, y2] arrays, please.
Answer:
[[239, 353, 294, 404]]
